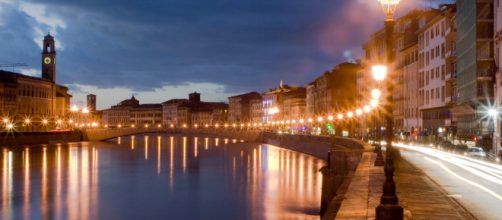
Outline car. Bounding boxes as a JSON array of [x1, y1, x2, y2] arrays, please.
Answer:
[[465, 147, 487, 158]]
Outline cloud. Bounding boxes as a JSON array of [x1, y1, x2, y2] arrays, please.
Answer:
[[19, 67, 40, 77], [0, 0, 453, 108], [19, 2, 66, 49]]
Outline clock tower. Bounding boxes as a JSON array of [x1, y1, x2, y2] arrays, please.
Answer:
[[42, 33, 56, 82]]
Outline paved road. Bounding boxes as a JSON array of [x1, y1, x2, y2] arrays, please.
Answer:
[[396, 143, 502, 220]]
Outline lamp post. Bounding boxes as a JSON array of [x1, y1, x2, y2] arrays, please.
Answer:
[[489, 108, 499, 156], [374, 0, 403, 219]]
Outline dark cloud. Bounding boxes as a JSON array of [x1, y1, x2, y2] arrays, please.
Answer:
[[0, 0, 451, 100]]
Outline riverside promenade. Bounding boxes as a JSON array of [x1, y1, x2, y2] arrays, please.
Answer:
[[332, 151, 476, 220]]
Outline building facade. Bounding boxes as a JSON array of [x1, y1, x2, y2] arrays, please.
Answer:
[[455, 0, 494, 149], [417, 7, 457, 142], [87, 94, 97, 113], [0, 34, 71, 127], [130, 104, 162, 127], [161, 99, 188, 127], [228, 92, 261, 123], [162, 92, 228, 127], [102, 96, 139, 127]]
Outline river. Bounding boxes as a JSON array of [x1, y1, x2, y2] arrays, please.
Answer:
[[0, 133, 324, 220]]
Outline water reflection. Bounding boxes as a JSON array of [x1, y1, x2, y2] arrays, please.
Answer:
[[0, 134, 323, 220]]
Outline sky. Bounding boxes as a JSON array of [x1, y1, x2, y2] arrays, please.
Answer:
[[0, 0, 451, 109]]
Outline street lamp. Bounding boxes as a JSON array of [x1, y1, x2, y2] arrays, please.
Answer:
[[374, 0, 403, 219], [372, 65, 388, 81], [372, 89, 382, 99], [489, 108, 500, 155]]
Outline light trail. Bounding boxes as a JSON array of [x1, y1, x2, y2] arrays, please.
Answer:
[[424, 156, 502, 201], [396, 143, 502, 185]]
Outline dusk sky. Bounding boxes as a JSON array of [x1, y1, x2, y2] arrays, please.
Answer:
[[0, 0, 449, 109]]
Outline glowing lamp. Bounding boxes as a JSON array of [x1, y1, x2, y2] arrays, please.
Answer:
[[370, 99, 379, 108], [372, 65, 387, 81], [363, 105, 371, 113], [356, 109, 363, 116], [377, 0, 401, 19], [371, 89, 382, 99], [337, 114, 344, 120], [70, 105, 79, 112]]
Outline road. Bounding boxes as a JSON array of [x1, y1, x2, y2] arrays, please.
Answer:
[[396, 143, 502, 220]]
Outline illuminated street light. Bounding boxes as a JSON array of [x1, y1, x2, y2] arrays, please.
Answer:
[[24, 118, 31, 124], [488, 108, 498, 118], [363, 105, 371, 113], [375, 0, 403, 218], [6, 123, 13, 130], [347, 112, 354, 118], [42, 119, 48, 125], [356, 109, 363, 116], [317, 117, 323, 122], [56, 119, 62, 125], [328, 115, 334, 121], [82, 107, 90, 114], [371, 89, 382, 99], [372, 65, 388, 81], [70, 105, 79, 112], [3, 118, 8, 123], [308, 118, 313, 123], [299, 119, 304, 123], [378, 0, 401, 19], [337, 113, 344, 120], [370, 99, 379, 108]]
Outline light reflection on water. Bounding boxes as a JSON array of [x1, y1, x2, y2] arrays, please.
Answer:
[[0, 134, 324, 220]]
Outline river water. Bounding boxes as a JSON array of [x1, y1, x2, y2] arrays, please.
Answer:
[[0, 134, 324, 220]]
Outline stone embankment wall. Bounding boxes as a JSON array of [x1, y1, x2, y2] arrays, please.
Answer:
[[83, 127, 166, 141], [0, 131, 82, 146]]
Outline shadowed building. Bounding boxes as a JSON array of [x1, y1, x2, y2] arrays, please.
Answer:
[[161, 99, 188, 127], [102, 96, 139, 127], [87, 94, 97, 113], [228, 92, 262, 123], [164, 92, 228, 127]]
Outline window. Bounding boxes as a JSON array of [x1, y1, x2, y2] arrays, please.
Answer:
[[426, 90, 429, 104], [441, 86, 445, 101], [436, 67, 440, 78], [441, 65, 445, 80], [436, 88, 439, 99]]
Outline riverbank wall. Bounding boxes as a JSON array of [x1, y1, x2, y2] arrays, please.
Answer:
[[0, 131, 82, 146]]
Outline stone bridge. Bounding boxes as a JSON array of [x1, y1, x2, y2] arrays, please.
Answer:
[[82, 127, 169, 141]]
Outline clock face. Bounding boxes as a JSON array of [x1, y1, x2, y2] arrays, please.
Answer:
[[44, 57, 51, 65]]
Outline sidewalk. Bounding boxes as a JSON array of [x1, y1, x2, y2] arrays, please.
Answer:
[[333, 151, 476, 220]]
